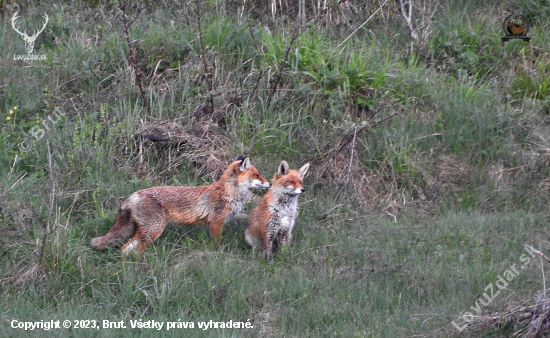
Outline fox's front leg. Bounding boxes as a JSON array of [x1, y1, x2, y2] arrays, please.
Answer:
[[280, 230, 292, 246], [264, 234, 275, 262], [264, 242, 273, 262], [208, 217, 226, 244]]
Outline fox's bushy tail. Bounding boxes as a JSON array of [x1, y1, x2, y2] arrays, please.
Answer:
[[90, 207, 135, 250]]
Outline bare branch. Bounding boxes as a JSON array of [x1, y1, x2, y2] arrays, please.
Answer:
[[525, 244, 550, 264], [338, 0, 388, 48], [39, 137, 56, 267], [267, 31, 299, 109], [399, 0, 418, 40]]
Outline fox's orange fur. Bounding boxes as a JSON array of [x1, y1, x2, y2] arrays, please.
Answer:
[[90, 157, 270, 255], [245, 160, 310, 262]]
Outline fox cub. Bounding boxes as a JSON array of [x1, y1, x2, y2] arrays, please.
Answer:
[[245, 160, 310, 262], [90, 156, 271, 255]]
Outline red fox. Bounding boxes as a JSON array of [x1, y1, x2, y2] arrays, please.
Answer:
[[245, 160, 310, 262], [90, 156, 271, 255]]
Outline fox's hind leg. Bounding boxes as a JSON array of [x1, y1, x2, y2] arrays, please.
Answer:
[[121, 215, 166, 256]]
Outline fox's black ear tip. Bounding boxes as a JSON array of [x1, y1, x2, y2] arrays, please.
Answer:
[[237, 155, 245, 161]]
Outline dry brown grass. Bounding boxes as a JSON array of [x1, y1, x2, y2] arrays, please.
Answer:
[[452, 294, 550, 337], [134, 119, 234, 180]]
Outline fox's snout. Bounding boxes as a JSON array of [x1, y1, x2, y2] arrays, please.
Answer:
[[254, 180, 271, 189], [288, 186, 305, 195]]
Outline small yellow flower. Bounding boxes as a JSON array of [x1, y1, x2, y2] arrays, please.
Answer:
[[9, 110, 14, 115], [13, 106, 18, 110], [6, 116, 11, 121]]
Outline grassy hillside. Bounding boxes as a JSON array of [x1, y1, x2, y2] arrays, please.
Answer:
[[1, 0, 550, 336]]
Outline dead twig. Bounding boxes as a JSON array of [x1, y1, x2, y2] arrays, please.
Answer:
[[397, 0, 438, 55], [266, 31, 299, 109], [338, 0, 388, 48], [525, 244, 550, 264], [39, 137, 56, 267], [196, 9, 215, 114], [119, 1, 150, 114]]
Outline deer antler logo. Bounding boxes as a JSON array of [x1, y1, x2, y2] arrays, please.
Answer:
[[11, 11, 49, 54]]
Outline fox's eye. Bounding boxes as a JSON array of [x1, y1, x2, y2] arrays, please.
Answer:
[[254, 174, 259, 178]]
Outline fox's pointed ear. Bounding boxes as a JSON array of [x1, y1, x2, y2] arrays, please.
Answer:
[[277, 160, 289, 176], [239, 156, 251, 171], [237, 155, 245, 161], [299, 163, 310, 178]]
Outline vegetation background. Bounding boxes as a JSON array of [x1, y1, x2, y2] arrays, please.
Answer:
[[1, 0, 550, 336]]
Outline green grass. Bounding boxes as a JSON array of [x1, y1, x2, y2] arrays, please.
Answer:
[[2, 0, 550, 337], [1, 207, 547, 337]]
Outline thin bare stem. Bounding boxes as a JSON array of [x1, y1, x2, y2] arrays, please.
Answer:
[[119, 1, 150, 114], [267, 31, 299, 109], [338, 0, 388, 48], [39, 137, 56, 267], [196, 11, 215, 114]]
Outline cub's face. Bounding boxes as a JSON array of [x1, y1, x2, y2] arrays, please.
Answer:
[[274, 171, 305, 196], [272, 161, 310, 196]]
